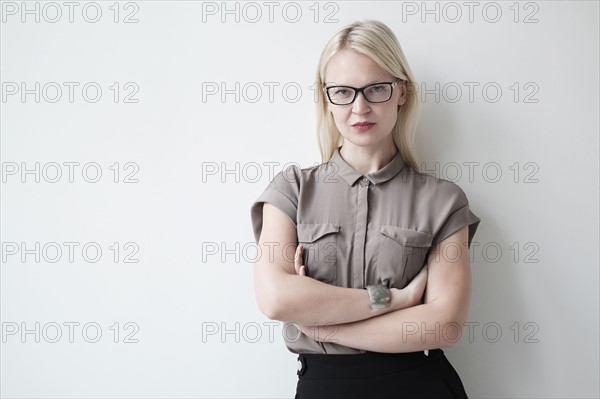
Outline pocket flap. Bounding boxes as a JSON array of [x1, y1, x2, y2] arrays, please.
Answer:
[[379, 226, 433, 247], [297, 223, 340, 243]]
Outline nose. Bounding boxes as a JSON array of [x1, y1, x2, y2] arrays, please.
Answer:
[[352, 91, 371, 114]]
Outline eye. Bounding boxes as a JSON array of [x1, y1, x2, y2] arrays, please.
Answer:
[[333, 88, 351, 97], [369, 84, 386, 93]]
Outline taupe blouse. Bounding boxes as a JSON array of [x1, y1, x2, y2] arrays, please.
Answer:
[[250, 145, 481, 354]]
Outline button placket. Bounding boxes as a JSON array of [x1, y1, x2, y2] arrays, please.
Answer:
[[353, 178, 370, 288]]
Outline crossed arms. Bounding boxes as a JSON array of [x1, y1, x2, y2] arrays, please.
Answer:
[[253, 202, 472, 353]]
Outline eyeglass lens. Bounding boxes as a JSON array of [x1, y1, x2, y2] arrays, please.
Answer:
[[328, 83, 393, 104]]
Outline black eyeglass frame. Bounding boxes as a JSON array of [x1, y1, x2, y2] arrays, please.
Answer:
[[322, 79, 403, 105]]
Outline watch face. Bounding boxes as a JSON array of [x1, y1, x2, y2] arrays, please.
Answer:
[[368, 285, 392, 309]]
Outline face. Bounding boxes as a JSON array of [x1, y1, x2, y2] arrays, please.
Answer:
[[324, 48, 407, 150]]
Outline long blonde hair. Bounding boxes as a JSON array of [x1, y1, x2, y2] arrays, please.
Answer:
[[315, 20, 422, 172]]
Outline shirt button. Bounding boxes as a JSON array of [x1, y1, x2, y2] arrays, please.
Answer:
[[362, 177, 368, 183]]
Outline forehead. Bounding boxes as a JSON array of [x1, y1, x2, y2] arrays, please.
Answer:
[[324, 48, 393, 86]]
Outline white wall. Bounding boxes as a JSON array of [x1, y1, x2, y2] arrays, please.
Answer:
[[1, 1, 598, 398]]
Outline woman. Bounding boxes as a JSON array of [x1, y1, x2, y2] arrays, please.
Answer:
[[250, 20, 481, 398]]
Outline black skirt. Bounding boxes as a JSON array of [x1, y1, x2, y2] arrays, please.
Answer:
[[295, 349, 468, 399]]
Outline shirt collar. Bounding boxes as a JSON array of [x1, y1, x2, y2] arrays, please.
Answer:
[[328, 146, 405, 186]]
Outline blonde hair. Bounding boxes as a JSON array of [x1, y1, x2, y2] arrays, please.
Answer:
[[315, 20, 422, 172]]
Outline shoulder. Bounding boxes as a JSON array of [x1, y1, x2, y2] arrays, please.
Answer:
[[402, 167, 469, 208], [269, 161, 326, 188]]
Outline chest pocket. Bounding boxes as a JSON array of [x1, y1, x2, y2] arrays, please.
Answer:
[[297, 223, 340, 285], [372, 226, 433, 289]]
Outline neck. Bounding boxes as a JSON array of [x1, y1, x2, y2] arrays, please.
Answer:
[[339, 140, 398, 176]]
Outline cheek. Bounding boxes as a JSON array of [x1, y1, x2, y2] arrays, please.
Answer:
[[329, 107, 347, 125], [326, 103, 335, 117], [326, 103, 337, 119], [377, 104, 399, 125]]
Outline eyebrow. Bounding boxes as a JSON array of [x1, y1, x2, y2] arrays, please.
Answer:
[[324, 79, 394, 87]]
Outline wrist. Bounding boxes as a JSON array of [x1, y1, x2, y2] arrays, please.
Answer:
[[390, 287, 410, 311], [366, 284, 392, 310]]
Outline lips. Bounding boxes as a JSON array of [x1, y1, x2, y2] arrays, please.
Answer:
[[352, 122, 376, 132]]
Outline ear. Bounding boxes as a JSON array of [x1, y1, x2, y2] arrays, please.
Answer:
[[397, 80, 408, 106]]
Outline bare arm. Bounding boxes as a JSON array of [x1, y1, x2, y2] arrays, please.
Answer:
[[253, 203, 425, 325], [299, 226, 472, 353]]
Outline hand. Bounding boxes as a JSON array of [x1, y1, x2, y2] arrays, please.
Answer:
[[294, 244, 307, 276], [388, 265, 428, 311]]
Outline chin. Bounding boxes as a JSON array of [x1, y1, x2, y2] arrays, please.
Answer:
[[345, 130, 386, 143]]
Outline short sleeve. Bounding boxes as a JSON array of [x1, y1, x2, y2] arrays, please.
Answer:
[[250, 165, 300, 244], [431, 183, 481, 249]]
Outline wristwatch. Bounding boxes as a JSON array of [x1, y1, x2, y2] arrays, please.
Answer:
[[366, 284, 392, 309]]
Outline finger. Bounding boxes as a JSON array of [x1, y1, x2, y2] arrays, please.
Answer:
[[410, 265, 428, 285], [294, 245, 303, 275], [300, 246, 309, 276]]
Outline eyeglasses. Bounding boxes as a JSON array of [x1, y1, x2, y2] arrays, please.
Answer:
[[323, 80, 402, 105]]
